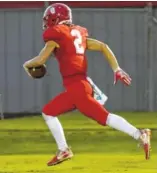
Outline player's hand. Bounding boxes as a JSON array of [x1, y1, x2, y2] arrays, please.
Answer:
[[23, 65, 33, 78], [114, 68, 132, 86]]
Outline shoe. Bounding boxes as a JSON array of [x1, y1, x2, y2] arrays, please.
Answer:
[[47, 147, 73, 166], [139, 129, 151, 160]]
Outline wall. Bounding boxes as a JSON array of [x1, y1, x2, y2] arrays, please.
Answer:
[[0, 9, 44, 113], [152, 9, 157, 110], [73, 8, 148, 112], [0, 7, 156, 114]]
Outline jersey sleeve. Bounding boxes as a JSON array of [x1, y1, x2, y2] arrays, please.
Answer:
[[42, 27, 62, 44]]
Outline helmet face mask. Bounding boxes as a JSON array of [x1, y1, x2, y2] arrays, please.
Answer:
[[43, 15, 58, 30], [43, 3, 72, 30]]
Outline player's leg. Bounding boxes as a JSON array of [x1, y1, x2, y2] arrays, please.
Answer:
[[42, 91, 75, 116], [106, 113, 151, 159], [42, 92, 75, 165], [67, 80, 151, 159]]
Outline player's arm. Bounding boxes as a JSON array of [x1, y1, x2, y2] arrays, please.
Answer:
[[23, 40, 59, 68], [23, 40, 59, 77], [87, 38, 131, 85], [87, 38, 119, 71]]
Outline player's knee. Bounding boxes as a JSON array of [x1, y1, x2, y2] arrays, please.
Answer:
[[42, 105, 49, 115], [42, 112, 51, 121], [97, 109, 109, 126], [42, 104, 55, 116]]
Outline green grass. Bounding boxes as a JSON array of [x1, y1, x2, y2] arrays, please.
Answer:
[[0, 112, 156, 173]]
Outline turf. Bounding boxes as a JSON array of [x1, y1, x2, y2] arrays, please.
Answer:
[[0, 112, 156, 173]]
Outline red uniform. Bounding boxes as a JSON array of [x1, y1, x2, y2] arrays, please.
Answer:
[[42, 24, 109, 125]]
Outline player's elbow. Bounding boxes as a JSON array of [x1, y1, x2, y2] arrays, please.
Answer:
[[23, 62, 27, 68], [101, 43, 110, 53], [100, 42, 107, 51], [101, 43, 108, 50]]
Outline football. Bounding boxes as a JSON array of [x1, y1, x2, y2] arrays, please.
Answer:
[[28, 65, 47, 79]]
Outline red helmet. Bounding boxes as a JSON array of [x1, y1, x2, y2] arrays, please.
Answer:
[[43, 3, 72, 30]]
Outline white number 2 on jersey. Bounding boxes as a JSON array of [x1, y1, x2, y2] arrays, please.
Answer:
[[71, 29, 85, 54]]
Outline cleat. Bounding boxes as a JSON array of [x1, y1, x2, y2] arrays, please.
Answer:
[[47, 148, 73, 166], [139, 129, 151, 160]]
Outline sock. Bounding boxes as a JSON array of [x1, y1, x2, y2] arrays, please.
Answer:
[[106, 113, 141, 140], [42, 113, 68, 151]]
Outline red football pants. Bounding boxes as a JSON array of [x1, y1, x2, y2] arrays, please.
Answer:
[[42, 79, 109, 125]]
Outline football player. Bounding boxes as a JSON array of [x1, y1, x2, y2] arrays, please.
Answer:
[[23, 3, 151, 166]]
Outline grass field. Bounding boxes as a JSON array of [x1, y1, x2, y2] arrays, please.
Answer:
[[0, 112, 156, 173]]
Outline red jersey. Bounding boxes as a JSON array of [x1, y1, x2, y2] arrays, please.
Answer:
[[43, 24, 88, 86]]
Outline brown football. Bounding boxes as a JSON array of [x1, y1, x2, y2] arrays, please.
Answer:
[[28, 65, 47, 79]]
